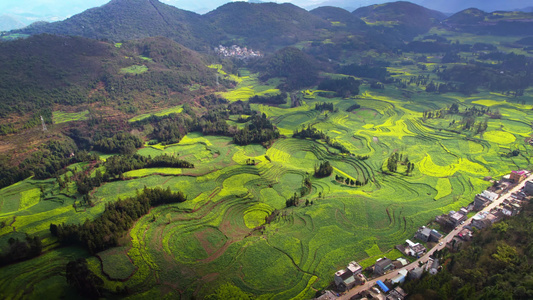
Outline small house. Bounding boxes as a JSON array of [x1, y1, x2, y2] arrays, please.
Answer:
[[391, 269, 408, 285], [314, 290, 336, 300], [334, 261, 362, 291], [404, 239, 426, 257], [449, 211, 467, 227], [472, 214, 491, 230], [374, 258, 393, 276], [430, 229, 443, 242], [429, 259, 440, 275], [473, 194, 491, 211], [415, 227, 432, 242], [387, 287, 408, 300], [524, 180, 533, 196], [510, 170, 528, 183], [408, 267, 424, 280]]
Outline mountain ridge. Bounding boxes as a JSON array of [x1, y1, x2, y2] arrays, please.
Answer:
[[14, 0, 218, 50]]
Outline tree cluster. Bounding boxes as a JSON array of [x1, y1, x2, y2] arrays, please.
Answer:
[[335, 175, 365, 187], [249, 93, 288, 105], [75, 154, 194, 195], [314, 161, 333, 178], [93, 132, 143, 155], [386, 152, 414, 175], [0, 140, 94, 189], [233, 113, 280, 146], [314, 102, 335, 112], [317, 77, 361, 98], [66, 258, 104, 299], [346, 103, 361, 112], [0, 234, 42, 267], [293, 125, 351, 154], [50, 187, 186, 254]]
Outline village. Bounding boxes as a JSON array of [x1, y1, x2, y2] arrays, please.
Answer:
[[315, 170, 533, 300], [214, 44, 263, 59]]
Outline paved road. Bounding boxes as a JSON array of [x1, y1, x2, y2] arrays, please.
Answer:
[[338, 174, 533, 300]]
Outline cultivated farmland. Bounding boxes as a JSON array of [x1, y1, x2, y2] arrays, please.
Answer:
[[1, 32, 533, 300]]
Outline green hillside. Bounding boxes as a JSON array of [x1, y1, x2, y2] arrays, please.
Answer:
[[205, 2, 330, 50], [444, 8, 533, 36], [353, 1, 447, 39], [14, 0, 218, 50], [0, 34, 215, 128]]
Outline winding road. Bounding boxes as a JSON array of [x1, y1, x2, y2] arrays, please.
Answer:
[[338, 174, 533, 300]]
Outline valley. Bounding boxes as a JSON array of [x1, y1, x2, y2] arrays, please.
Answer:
[[0, 1, 532, 299]]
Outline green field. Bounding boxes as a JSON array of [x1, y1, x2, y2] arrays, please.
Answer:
[[2, 30, 533, 300], [52, 110, 90, 124], [120, 65, 148, 74], [128, 105, 183, 122]]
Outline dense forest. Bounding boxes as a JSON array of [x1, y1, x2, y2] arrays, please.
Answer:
[[253, 47, 322, 90]]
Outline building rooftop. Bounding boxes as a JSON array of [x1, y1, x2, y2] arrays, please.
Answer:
[[375, 257, 393, 268], [481, 190, 498, 201], [335, 269, 351, 279], [396, 258, 409, 266], [420, 227, 432, 236], [347, 261, 362, 274], [450, 212, 464, 221]]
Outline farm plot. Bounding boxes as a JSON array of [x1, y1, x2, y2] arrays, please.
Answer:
[[52, 110, 89, 124]]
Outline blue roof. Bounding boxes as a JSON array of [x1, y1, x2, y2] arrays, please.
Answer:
[[377, 280, 389, 293]]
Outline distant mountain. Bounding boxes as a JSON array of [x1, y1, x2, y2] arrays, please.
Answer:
[[519, 6, 533, 13], [310, 6, 367, 29], [14, 0, 218, 50], [0, 15, 26, 31], [205, 2, 330, 50], [353, 1, 446, 39], [444, 8, 486, 25], [444, 8, 533, 36], [421, 0, 533, 13], [0, 34, 214, 115]]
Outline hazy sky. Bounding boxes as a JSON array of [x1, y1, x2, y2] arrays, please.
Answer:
[[1, 0, 531, 25]]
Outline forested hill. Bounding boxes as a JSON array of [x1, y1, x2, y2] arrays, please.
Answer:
[[204, 2, 330, 50], [443, 8, 533, 36], [310, 6, 368, 29], [13, 0, 219, 51], [0, 34, 214, 118], [353, 1, 447, 39], [7, 1, 454, 51]]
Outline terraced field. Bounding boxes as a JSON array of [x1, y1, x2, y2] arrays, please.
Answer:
[[1, 65, 533, 299]]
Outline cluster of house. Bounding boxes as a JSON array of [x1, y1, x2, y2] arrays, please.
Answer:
[[318, 259, 408, 299], [316, 287, 408, 300], [395, 226, 443, 259], [214, 45, 262, 59], [316, 170, 532, 299]]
